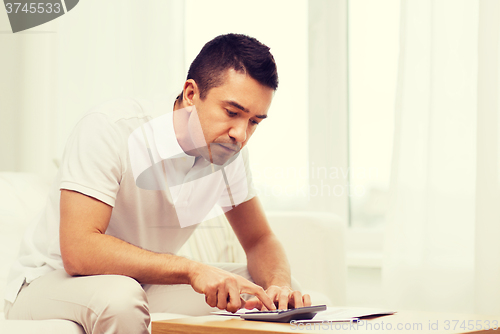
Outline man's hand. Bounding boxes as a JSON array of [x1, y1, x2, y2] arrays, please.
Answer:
[[188, 263, 276, 313], [244, 285, 312, 310]]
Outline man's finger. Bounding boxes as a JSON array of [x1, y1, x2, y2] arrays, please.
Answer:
[[291, 291, 304, 308], [239, 296, 246, 310], [278, 288, 289, 310], [205, 290, 217, 308], [225, 285, 242, 313], [244, 297, 262, 310], [240, 282, 276, 311], [216, 285, 228, 310], [303, 293, 312, 307]]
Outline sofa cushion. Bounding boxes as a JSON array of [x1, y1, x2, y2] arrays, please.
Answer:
[[0, 311, 189, 334], [0, 315, 85, 334], [0, 173, 50, 312]]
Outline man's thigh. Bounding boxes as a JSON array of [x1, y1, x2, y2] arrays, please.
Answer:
[[5, 269, 149, 334]]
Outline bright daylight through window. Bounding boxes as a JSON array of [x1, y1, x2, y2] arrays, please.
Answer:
[[348, 0, 400, 229]]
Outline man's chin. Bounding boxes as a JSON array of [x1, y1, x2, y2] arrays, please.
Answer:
[[209, 144, 239, 166], [210, 150, 238, 166], [191, 146, 233, 166]]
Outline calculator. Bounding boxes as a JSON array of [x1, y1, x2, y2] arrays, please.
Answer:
[[240, 305, 327, 323]]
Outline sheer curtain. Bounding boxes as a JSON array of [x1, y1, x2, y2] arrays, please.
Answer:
[[383, 0, 500, 314], [308, 0, 349, 220], [0, 0, 185, 178]]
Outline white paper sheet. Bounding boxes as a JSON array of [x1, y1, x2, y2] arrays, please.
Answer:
[[294, 307, 395, 323]]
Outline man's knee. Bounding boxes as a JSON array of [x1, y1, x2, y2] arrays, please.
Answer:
[[93, 275, 150, 323]]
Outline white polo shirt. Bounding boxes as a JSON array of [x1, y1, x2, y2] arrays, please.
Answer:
[[4, 95, 256, 304]]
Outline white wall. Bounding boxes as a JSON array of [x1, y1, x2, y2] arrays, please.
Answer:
[[0, 11, 58, 179], [1, 0, 186, 181]]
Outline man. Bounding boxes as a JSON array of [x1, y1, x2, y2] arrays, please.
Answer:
[[4, 33, 311, 333]]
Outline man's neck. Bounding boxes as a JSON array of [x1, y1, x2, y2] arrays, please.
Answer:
[[172, 99, 198, 157]]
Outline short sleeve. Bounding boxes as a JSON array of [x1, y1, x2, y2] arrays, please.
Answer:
[[218, 146, 257, 210], [59, 112, 124, 207]]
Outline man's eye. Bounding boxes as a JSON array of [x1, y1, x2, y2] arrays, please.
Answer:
[[226, 110, 237, 117], [250, 119, 259, 126]]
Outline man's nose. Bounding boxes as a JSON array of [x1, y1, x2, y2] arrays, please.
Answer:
[[229, 119, 247, 143]]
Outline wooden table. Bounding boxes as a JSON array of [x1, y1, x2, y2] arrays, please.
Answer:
[[152, 309, 500, 334]]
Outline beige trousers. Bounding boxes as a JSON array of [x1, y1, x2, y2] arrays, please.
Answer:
[[4, 263, 301, 334]]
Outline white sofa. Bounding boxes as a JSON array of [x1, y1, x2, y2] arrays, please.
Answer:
[[0, 172, 346, 333]]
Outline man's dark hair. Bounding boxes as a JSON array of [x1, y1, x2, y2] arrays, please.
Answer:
[[184, 33, 278, 100]]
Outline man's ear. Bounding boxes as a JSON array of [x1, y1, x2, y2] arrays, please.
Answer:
[[182, 79, 198, 107]]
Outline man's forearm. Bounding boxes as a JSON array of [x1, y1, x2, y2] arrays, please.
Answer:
[[63, 232, 197, 285], [245, 233, 292, 289], [60, 189, 200, 285]]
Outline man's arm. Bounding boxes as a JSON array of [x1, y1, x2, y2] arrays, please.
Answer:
[[59, 189, 275, 312], [225, 196, 311, 310], [60, 189, 195, 283]]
